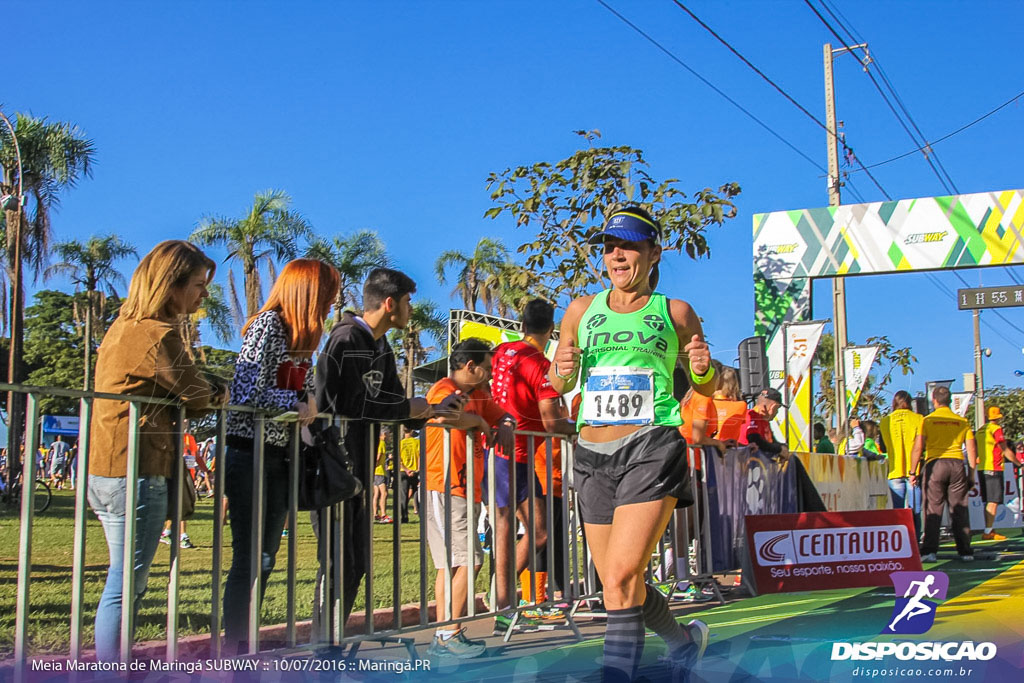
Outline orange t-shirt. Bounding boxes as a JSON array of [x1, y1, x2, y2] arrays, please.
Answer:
[[425, 377, 506, 503], [534, 437, 563, 498], [679, 392, 717, 443], [713, 398, 748, 442]]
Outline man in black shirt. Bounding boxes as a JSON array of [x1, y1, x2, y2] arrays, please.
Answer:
[[313, 267, 464, 633]]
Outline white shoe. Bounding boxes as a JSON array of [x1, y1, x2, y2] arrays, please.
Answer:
[[920, 552, 937, 562]]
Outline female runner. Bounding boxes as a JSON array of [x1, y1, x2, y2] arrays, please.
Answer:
[[550, 206, 715, 681]]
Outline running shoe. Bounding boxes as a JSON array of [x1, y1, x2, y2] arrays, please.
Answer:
[[686, 619, 710, 664], [179, 534, 195, 549], [683, 585, 714, 603], [379, 515, 394, 524], [981, 531, 1007, 541], [492, 611, 538, 636], [281, 529, 289, 538], [159, 531, 172, 545], [920, 552, 937, 562], [426, 629, 486, 659]]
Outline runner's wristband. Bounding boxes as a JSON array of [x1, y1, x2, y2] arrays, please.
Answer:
[[690, 364, 715, 386]]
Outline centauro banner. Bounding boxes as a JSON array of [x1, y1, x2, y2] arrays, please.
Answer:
[[753, 189, 1024, 450], [844, 345, 880, 419]]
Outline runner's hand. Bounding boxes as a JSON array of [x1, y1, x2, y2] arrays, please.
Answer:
[[554, 344, 582, 379], [684, 335, 711, 376]]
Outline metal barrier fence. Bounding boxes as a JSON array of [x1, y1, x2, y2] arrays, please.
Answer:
[[1, 381, 722, 679]]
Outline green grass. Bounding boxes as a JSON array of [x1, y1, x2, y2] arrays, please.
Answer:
[[0, 488, 492, 658]]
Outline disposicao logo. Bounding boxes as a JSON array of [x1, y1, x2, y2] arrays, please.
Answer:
[[831, 571, 998, 662], [885, 571, 947, 635]]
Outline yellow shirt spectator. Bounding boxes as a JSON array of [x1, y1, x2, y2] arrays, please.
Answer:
[[399, 436, 420, 472], [880, 408, 924, 479], [921, 406, 974, 461], [374, 438, 387, 477]]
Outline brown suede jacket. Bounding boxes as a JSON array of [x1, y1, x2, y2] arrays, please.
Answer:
[[89, 317, 219, 478]]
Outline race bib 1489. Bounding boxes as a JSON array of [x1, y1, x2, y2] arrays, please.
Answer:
[[582, 367, 655, 426]]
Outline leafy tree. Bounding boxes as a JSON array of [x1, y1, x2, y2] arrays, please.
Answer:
[[190, 190, 311, 328], [305, 229, 389, 322], [814, 332, 917, 423], [45, 234, 137, 389], [485, 129, 740, 303], [481, 262, 550, 319], [435, 237, 508, 312], [967, 385, 1024, 443], [23, 290, 119, 414], [389, 300, 446, 397]]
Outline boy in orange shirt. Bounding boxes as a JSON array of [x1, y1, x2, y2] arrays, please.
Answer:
[[424, 338, 515, 658]]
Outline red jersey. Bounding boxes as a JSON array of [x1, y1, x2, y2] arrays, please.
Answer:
[[490, 340, 561, 463], [740, 408, 774, 446]]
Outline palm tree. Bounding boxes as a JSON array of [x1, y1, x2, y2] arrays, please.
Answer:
[[181, 284, 234, 363], [305, 230, 388, 322], [0, 112, 94, 467], [190, 189, 311, 329], [435, 237, 508, 311], [390, 300, 447, 397], [45, 235, 137, 389], [481, 262, 549, 318]]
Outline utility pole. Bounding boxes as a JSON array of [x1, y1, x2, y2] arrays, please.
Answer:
[[823, 41, 871, 439], [824, 43, 848, 438], [973, 310, 985, 430]]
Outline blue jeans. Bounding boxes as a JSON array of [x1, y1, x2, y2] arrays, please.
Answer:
[[88, 474, 168, 662], [888, 477, 922, 539], [222, 443, 290, 653]]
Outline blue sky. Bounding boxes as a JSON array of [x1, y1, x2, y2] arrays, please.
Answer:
[[6, 0, 1024, 399]]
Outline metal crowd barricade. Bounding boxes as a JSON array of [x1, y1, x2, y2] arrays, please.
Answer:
[[5, 380, 726, 676]]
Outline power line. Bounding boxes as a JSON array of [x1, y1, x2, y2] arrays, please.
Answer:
[[808, 0, 1024, 347], [849, 90, 1024, 173], [803, 0, 957, 195], [666, 0, 891, 199], [592, 1, 829, 177]]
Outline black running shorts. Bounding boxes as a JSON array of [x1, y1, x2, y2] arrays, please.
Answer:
[[573, 426, 692, 525], [978, 470, 1004, 504]]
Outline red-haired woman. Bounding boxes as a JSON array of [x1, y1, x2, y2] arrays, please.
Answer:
[[222, 258, 340, 653]]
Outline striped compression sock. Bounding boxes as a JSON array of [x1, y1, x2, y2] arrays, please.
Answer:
[[642, 583, 693, 657], [603, 606, 644, 682]]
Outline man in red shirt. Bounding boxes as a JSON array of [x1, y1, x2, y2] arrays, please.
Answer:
[[490, 300, 576, 627], [740, 388, 788, 458]]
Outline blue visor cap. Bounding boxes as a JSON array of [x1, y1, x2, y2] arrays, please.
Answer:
[[588, 212, 660, 244]]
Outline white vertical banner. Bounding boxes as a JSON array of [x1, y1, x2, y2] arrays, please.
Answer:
[[776, 320, 827, 451], [844, 345, 880, 419], [951, 392, 974, 417]]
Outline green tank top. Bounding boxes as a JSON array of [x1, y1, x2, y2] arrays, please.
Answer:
[[576, 290, 681, 428]]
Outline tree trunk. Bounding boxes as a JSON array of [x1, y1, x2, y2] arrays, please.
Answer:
[[244, 260, 261, 319], [334, 288, 345, 323]]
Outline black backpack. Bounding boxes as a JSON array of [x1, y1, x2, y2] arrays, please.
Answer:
[[296, 423, 363, 511]]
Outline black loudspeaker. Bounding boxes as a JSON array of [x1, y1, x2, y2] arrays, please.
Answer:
[[912, 396, 929, 416], [738, 336, 768, 399]]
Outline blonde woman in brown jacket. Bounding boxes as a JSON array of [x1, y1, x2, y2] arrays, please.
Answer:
[[87, 240, 228, 661]]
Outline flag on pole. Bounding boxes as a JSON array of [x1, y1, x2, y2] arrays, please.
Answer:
[[844, 345, 880, 418]]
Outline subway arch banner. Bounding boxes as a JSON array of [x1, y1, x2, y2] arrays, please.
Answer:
[[753, 189, 1024, 448], [746, 509, 922, 593]]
